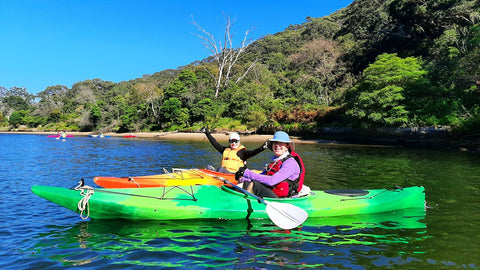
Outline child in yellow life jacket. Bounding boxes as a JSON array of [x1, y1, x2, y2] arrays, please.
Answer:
[[202, 127, 268, 173]]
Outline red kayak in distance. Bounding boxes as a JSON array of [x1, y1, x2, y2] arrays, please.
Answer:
[[123, 135, 137, 138]]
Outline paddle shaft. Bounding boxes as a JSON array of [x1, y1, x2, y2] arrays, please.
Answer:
[[222, 178, 268, 206], [220, 177, 307, 226]]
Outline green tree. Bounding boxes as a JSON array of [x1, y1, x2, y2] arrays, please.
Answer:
[[265, 53, 288, 73], [3, 87, 34, 104], [119, 105, 139, 132], [164, 69, 197, 102], [345, 53, 428, 127], [189, 98, 222, 123], [23, 114, 46, 128], [48, 108, 62, 123], [9, 110, 28, 127], [89, 104, 101, 128], [2, 96, 30, 111], [35, 85, 69, 118], [160, 98, 189, 128]]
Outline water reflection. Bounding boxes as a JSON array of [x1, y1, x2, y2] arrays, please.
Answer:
[[31, 208, 427, 268]]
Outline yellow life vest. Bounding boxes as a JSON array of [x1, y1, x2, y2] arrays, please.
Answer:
[[221, 145, 246, 172]]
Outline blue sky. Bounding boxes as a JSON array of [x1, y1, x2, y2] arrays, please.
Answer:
[[0, 0, 354, 94]]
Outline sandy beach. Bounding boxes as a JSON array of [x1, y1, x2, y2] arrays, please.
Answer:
[[1, 130, 327, 144]]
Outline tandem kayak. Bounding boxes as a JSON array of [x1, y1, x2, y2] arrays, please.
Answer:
[[93, 169, 237, 188], [31, 184, 425, 222]]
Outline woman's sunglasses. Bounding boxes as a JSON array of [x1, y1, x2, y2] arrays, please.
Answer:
[[229, 139, 239, 143]]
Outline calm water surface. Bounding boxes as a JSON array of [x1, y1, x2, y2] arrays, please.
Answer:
[[0, 134, 479, 269]]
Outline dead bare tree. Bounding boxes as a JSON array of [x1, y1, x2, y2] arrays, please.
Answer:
[[192, 15, 257, 99], [133, 82, 162, 118]]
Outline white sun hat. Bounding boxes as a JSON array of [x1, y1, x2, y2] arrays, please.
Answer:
[[268, 131, 295, 151], [229, 132, 240, 141]]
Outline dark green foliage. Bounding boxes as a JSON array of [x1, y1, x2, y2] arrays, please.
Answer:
[[47, 109, 62, 123], [1, 0, 478, 134], [89, 104, 102, 128], [3, 96, 29, 111], [164, 70, 197, 100], [23, 114, 47, 128], [119, 105, 138, 132], [9, 110, 27, 127], [160, 98, 189, 128], [189, 98, 219, 123]]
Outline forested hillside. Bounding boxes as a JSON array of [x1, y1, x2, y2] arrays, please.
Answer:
[[1, 0, 479, 137]]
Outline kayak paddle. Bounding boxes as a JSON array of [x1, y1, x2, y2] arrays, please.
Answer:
[[219, 177, 308, 230]]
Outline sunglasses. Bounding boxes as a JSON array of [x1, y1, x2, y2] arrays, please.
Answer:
[[229, 139, 239, 143]]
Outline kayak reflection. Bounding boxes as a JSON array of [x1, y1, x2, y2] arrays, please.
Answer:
[[31, 209, 426, 268]]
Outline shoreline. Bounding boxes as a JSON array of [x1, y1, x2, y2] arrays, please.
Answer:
[[0, 130, 331, 144], [7, 130, 476, 151]]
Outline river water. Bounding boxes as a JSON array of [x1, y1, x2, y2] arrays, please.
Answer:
[[0, 134, 479, 269]]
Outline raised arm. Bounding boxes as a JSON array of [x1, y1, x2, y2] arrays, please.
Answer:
[[203, 127, 226, 154], [238, 140, 269, 160]]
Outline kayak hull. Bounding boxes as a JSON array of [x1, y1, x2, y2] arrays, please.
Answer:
[[94, 169, 237, 188], [31, 184, 425, 221]]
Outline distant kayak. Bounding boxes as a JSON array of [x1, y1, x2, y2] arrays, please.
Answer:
[[47, 135, 74, 138], [123, 135, 137, 138], [89, 135, 111, 138]]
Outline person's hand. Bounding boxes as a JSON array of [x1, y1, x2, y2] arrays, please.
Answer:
[[262, 140, 269, 150], [235, 166, 247, 180], [200, 126, 209, 133]]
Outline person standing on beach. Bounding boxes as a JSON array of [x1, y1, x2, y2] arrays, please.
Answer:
[[201, 127, 268, 173]]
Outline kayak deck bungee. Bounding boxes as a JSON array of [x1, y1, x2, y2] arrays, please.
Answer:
[[31, 183, 425, 222], [93, 168, 237, 188]]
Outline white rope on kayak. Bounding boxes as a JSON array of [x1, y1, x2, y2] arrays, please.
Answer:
[[74, 183, 95, 219], [128, 177, 141, 188], [163, 168, 174, 176], [190, 169, 206, 179], [171, 168, 189, 179], [173, 168, 186, 179]]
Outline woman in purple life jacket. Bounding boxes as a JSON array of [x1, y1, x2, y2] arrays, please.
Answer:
[[235, 131, 305, 198]]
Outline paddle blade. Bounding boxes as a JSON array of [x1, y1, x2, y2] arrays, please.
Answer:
[[266, 201, 308, 230]]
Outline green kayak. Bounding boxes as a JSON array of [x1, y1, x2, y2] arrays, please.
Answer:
[[31, 183, 425, 222]]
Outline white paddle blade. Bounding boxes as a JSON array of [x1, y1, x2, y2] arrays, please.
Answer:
[[266, 201, 308, 230]]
